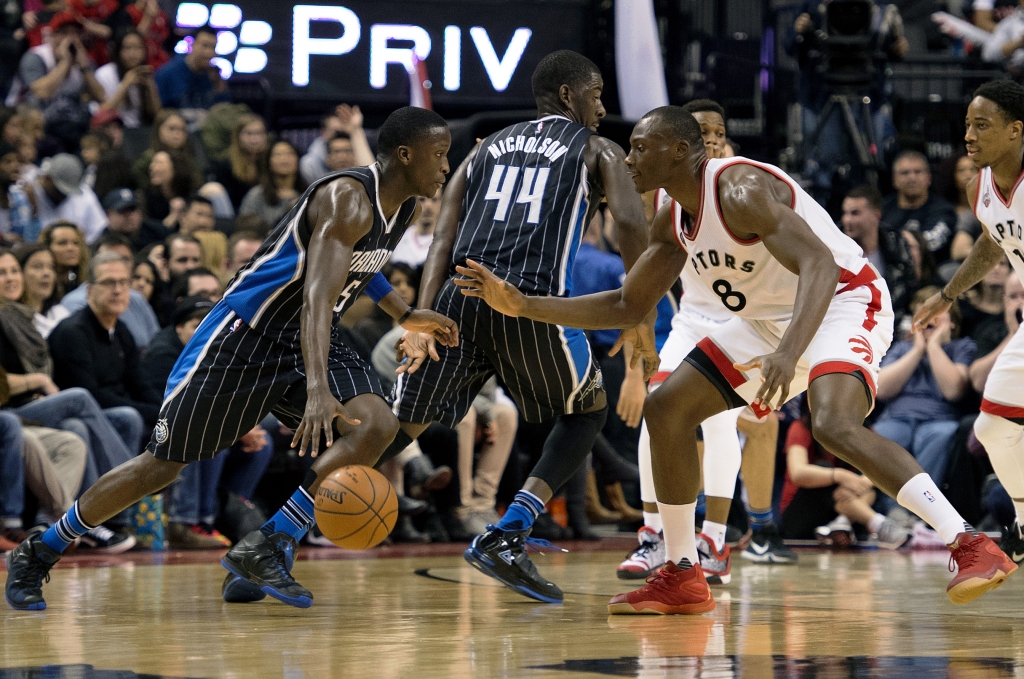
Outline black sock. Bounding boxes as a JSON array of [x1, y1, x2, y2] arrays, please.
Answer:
[[529, 407, 607, 493], [377, 428, 415, 466]]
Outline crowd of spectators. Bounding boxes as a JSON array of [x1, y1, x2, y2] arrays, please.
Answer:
[[3, 0, 1024, 558]]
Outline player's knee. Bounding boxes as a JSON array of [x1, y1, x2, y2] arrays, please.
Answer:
[[137, 453, 185, 490], [363, 408, 401, 450], [810, 411, 859, 455], [975, 411, 1024, 450], [643, 389, 696, 430]]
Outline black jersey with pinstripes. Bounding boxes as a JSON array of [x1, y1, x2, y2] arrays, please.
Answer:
[[221, 165, 417, 346], [452, 115, 594, 296]]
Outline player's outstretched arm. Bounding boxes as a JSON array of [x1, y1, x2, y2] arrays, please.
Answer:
[[719, 164, 840, 409], [419, 144, 478, 311], [592, 136, 649, 270], [454, 201, 684, 331], [913, 175, 1005, 332], [293, 179, 373, 454]]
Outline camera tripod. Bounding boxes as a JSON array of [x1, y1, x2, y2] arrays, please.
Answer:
[[805, 91, 883, 188]]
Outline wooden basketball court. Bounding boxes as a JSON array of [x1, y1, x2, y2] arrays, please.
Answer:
[[2, 540, 1023, 678]]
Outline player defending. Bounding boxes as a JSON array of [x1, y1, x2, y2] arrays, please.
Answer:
[[384, 50, 649, 603], [914, 80, 1024, 566], [456, 106, 1015, 613], [620, 99, 796, 584], [5, 107, 458, 611]]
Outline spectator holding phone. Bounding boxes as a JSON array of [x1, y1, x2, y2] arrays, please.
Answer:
[[153, 26, 228, 112], [94, 29, 160, 128]]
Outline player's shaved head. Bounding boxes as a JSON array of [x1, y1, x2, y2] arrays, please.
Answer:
[[974, 80, 1024, 126], [531, 50, 601, 99], [376, 106, 449, 158], [642, 107, 704, 148]]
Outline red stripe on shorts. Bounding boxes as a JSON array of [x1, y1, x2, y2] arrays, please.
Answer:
[[696, 337, 747, 389], [809, 361, 877, 398], [836, 264, 881, 331], [981, 398, 1024, 419]]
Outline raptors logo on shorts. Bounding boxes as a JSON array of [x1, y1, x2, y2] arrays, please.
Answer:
[[849, 336, 874, 364]]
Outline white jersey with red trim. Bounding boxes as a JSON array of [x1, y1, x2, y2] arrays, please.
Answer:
[[973, 166, 1024, 281], [675, 157, 871, 322], [652, 188, 732, 323]]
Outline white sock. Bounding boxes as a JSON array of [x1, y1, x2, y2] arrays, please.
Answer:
[[867, 513, 885, 534], [975, 412, 1024, 526], [643, 511, 663, 533], [896, 473, 969, 544], [701, 520, 727, 552], [657, 501, 698, 566]]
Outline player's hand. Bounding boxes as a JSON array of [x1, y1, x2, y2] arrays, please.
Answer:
[[291, 388, 361, 456], [238, 426, 267, 453], [616, 360, 647, 428], [733, 350, 797, 411], [400, 309, 458, 347], [453, 260, 526, 317], [610, 325, 661, 381], [395, 331, 438, 376], [911, 291, 951, 334]]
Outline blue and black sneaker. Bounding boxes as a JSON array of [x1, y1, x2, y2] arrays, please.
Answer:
[[5, 536, 60, 610], [221, 530, 311, 608], [463, 525, 565, 603], [222, 535, 296, 603]]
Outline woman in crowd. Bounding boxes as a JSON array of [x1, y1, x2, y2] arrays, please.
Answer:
[[0, 250, 140, 551], [210, 114, 268, 212], [874, 286, 976, 499], [131, 110, 202, 189], [140, 150, 194, 226], [13, 243, 68, 337], [39, 222, 89, 297], [95, 29, 161, 130], [238, 140, 306, 227], [354, 262, 418, 354], [950, 154, 982, 264]]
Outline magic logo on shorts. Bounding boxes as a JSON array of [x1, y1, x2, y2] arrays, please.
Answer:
[[154, 419, 169, 444]]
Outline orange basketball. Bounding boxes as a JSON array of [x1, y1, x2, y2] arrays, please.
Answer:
[[313, 465, 399, 549]]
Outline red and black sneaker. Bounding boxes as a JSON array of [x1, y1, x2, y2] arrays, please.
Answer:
[[947, 532, 1018, 604], [608, 560, 716, 615]]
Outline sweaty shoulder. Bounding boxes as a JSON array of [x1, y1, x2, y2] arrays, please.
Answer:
[[717, 162, 793, 209], [305, 176, 374, 236], [966, 173, 979, 212], [585, 135, 626, 180], [651, 199, 680, 249]]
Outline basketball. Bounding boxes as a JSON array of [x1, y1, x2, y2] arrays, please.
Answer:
[[313, 466, 399, 550]]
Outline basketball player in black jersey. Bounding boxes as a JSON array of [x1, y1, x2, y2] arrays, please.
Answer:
[[384, 51, 650, 603], [6, 107, 459, 611]]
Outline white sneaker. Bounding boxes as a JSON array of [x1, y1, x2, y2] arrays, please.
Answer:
[[875, 518, 911, 549], [815, 515, 856, 548], [909, 521, 948, 549], [616, 526, 665, 580]]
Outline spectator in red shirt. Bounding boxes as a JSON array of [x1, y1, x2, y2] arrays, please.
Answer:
[[66, 0, 120, 66], [124, 0, 168, 69]]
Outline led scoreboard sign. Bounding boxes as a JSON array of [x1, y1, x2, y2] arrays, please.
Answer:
[[173, 0, 587, 106]]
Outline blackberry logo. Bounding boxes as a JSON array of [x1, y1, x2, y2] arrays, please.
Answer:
[[174, 3, 272, 79]]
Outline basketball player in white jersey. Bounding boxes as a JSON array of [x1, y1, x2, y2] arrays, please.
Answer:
[[455, 105, 1015, 614], [618, 99, 793, 586], [915, 80, 1024, 565]]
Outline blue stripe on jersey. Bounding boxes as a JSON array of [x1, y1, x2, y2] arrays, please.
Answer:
[[561, 195, 590, 296], [561, 326, 591, 384], [164, 302, 235, 399], [222, 229, 302, 324]]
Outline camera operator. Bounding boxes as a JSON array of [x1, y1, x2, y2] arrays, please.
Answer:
[[786, 0, 909, 207]]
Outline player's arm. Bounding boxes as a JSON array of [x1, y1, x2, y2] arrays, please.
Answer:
[[293, 180, 375, 454], [455, 202, 684, 330], [419, 144, 478, 311], [719, 164, 840, 408], [913, 175, 1005, 332], [591, 136, 649, 270]]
